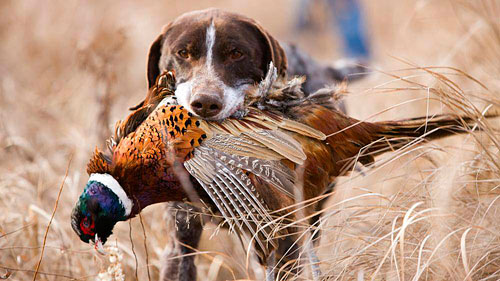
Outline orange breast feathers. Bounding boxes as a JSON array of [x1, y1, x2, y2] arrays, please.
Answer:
[[113, 105, 206, 167]]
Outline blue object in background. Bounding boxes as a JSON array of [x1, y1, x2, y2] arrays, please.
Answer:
[[329, 0, 370, 59], [295, 0, 371, 59]]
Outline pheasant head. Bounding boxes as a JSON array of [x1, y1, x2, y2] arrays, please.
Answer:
[[71, 173, 131, 245]]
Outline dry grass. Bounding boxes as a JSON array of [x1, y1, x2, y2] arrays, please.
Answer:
[[1, 0, 499, 280]]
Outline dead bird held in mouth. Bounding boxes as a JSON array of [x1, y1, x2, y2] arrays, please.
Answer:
[[71, 67, 496, 280]]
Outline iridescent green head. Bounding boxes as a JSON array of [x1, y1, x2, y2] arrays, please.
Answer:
[[71, 173, 133, 245]]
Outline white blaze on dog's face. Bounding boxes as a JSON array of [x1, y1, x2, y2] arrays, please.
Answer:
[[148, 8, 287, 120]]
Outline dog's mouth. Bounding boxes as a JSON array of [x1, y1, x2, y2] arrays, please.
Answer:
[[197, 105, 242, 121], [229, 105, 247, 119], [218, 84, 251, 120]]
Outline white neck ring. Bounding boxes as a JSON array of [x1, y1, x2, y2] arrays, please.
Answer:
[[88, 173, 133, 216]]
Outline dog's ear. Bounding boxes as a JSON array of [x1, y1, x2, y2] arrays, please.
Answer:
[[130, 33, 164, 111], [130, 28, 166, 110], [131, 25, 172, 111], [266, 32, 287, 77], [146, 33, 164, 89], [241, 18, 287, 77]]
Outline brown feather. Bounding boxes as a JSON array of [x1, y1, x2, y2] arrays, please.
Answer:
[[86, 148, 111, 175]]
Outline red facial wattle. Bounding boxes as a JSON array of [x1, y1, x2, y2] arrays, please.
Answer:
[[80, 217, 95, 236]]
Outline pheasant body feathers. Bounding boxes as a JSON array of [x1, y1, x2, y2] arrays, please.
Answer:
[[79, 69, 494, 262]]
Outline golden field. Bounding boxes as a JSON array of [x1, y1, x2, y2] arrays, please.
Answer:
[[0, 0, 499, 280]]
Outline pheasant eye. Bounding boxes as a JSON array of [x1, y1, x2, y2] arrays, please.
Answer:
[[80, 217, 95, 235]]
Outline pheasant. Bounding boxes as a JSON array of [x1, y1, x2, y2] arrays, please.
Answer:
[[72, 70, 326, 259], [72, 68, 495, 280]]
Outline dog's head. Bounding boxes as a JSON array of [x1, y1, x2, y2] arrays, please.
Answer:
[[145, 8, 287, 120]]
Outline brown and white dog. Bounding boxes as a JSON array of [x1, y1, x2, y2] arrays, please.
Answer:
[[142, 8, 366, 280], [143, 8, 364, 121]]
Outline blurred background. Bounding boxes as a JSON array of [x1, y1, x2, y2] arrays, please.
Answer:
[[1, 0, 499, 280]]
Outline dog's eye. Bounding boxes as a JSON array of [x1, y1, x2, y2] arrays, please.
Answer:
[[177, 49, 189, 59], [229, 49, 243, 61]]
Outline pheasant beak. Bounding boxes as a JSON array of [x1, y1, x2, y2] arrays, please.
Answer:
[[92, 233, 106, 255]]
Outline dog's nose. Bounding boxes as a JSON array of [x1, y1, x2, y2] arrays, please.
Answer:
[[190, 95, 223, 118]]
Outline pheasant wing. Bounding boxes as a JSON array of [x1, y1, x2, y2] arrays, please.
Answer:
[[184, 146, 282, 257]]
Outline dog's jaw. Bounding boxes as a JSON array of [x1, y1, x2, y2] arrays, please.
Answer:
[[216, 83, 249, 120]]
